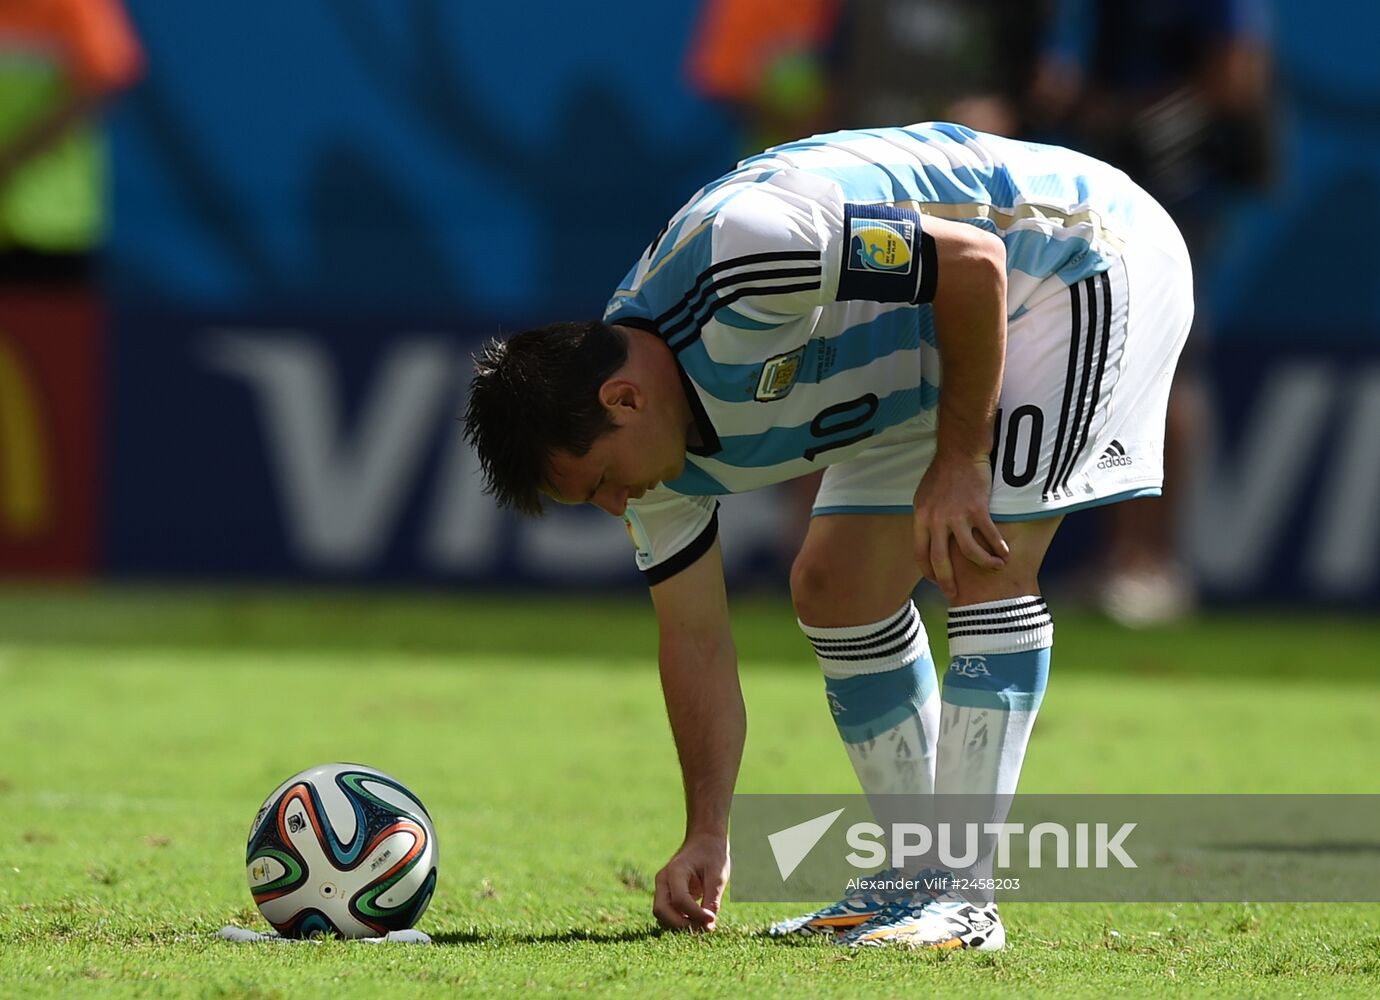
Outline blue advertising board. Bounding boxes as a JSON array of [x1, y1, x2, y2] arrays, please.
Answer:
[[102, 0, 1380, 603]]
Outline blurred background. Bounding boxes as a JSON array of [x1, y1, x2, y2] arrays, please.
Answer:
[[2, 0, 1378, 617]]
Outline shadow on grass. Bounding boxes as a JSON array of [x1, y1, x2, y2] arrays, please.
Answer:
[[0, 586, 669, 660], [1211, 841, 1380, 854], [2, 584, 1377, 680], [431, 927, 666, 946], [0, 585, 800, 666]]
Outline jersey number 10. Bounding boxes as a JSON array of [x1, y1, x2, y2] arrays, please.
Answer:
[[989, 404, 1045, 488], [805, 393, 880, 462]]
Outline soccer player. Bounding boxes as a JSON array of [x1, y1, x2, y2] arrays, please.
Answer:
[[464, 123, 1192, 949]]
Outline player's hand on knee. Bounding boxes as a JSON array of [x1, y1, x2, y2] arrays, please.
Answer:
[[913, 455, 1008, 599], [652, 833, 729, 932]]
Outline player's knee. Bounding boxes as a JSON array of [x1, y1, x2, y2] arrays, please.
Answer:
[[949, 519, 1059, 606], [950, 559, 1042, 606], [789, 548, 844, 625]]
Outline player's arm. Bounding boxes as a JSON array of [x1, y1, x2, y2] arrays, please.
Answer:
[[648, 537, 742, 931], [913, 214, 1011, 598]]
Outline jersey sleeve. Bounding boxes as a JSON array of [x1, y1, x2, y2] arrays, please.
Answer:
[[711, 170, 939, 325], [604, 169, 938, 336], [622, 488, 719, 585]]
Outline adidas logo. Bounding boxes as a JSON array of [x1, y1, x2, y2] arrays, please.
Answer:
[[1097, 439, 1134, 469]]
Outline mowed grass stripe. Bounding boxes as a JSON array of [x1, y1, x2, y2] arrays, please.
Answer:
[[1, 585, 1378, 682]]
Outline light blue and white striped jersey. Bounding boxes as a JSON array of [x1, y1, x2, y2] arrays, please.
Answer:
[[606, 122, 1149, 580]]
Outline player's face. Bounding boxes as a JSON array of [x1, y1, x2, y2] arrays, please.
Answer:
[[544, 411, 686, 518]]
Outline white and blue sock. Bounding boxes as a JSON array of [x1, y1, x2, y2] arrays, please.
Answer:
[[936, 596, 1052, 798], [800, 602, 940, 797]]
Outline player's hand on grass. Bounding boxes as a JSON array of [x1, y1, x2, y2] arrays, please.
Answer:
[[913, 453, 1008, 600], [653, 832, 729, 932]]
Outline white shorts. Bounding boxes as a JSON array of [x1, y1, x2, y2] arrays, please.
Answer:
[[813, 220, 1194, 521]]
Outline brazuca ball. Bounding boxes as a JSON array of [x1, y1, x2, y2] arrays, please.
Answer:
[[245, 762, 438, 938]]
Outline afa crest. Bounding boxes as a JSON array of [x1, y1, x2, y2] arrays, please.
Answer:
[[755, 347, 805, 401], [949, 655, 992, 679]]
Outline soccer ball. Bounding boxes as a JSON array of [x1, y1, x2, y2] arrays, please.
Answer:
[[245, 762, 438, 938]]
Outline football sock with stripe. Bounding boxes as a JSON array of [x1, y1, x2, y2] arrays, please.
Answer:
[[936, 596, 1052, 798], [800, 601, 940, 797]]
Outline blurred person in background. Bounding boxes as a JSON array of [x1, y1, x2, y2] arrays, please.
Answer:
[[829, 0, 1048, 137], [0, 0, 142, 282], [1027, 0, 1273, 625], [687, 0, 1051, 144], [465, 122, 1193, 949], [685, 0, 844, 155]]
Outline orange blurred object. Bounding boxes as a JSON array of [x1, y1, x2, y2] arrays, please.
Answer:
[[687, 0, 841, 101], [0, 0, 143, 96]]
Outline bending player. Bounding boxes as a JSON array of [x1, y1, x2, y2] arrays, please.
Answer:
[[464, 122, 1192, 949]]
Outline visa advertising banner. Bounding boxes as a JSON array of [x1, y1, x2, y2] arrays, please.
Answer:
[[80, 0, 1380, 602]]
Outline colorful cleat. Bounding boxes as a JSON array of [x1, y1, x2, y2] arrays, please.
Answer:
[[836, 895, 1005, 951], [766, 868, 909, 938]]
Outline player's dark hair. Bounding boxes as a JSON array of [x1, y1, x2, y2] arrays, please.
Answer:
[[464, 320, 628, 516]]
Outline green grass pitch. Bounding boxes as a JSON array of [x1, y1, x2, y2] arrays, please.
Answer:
[[1, 587, 1378, 997]]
